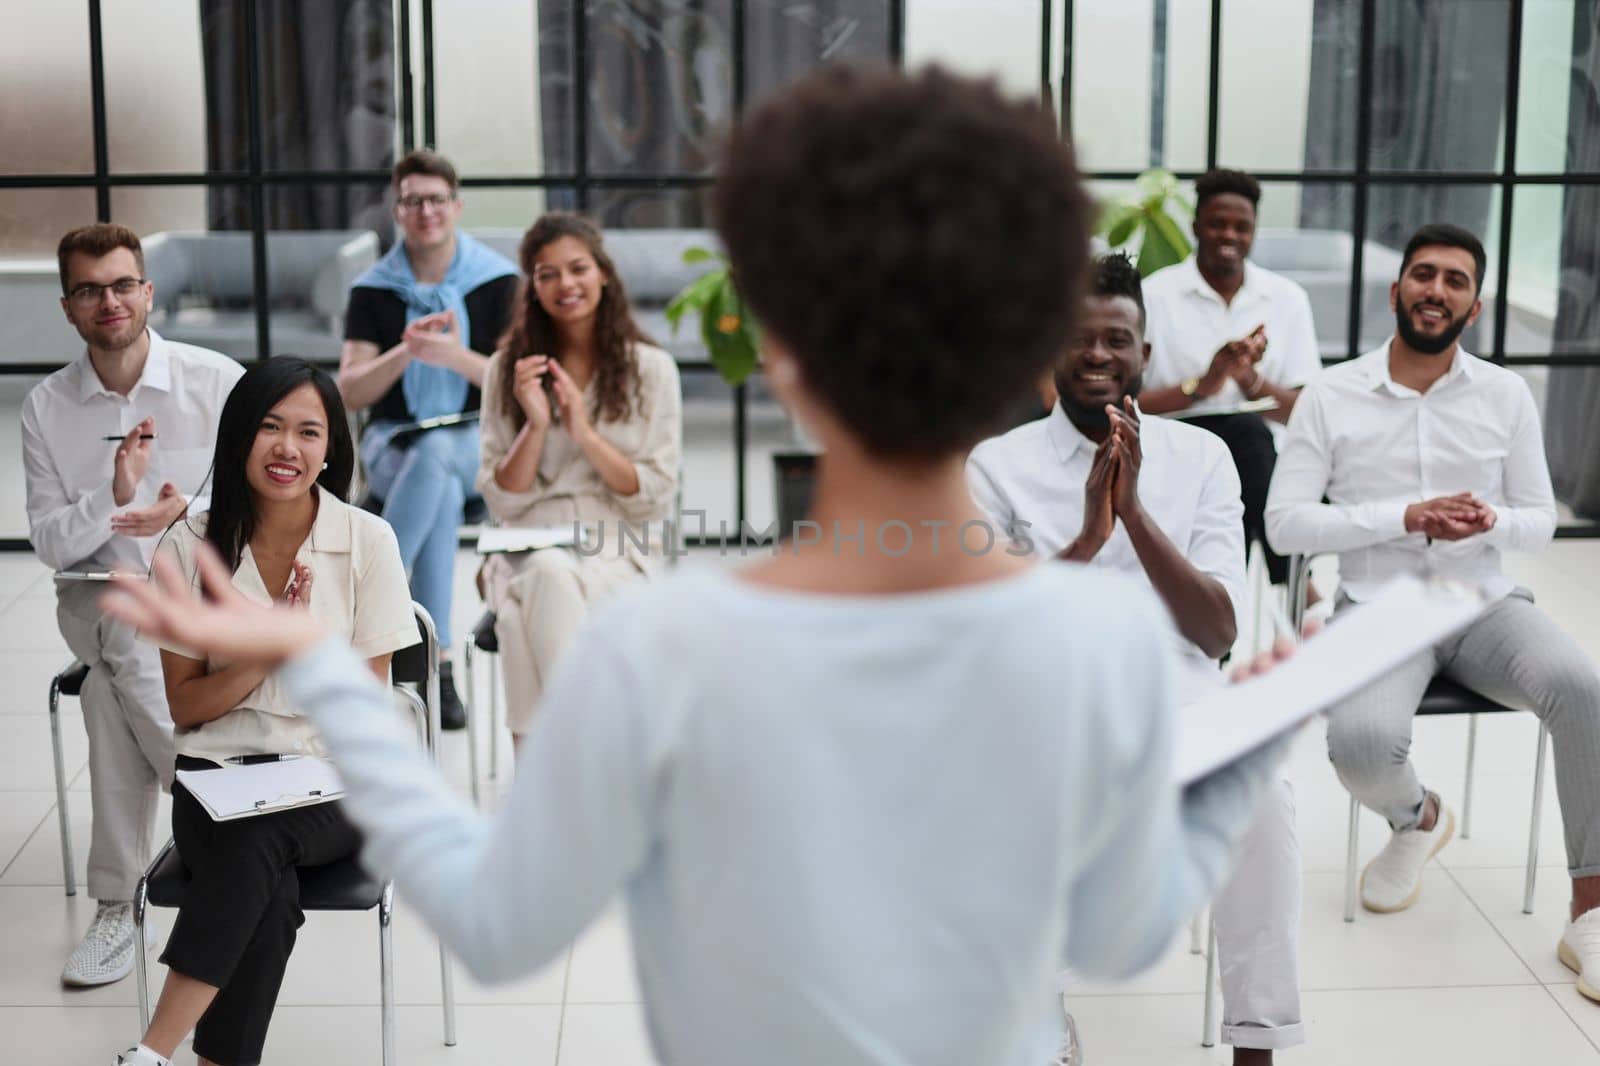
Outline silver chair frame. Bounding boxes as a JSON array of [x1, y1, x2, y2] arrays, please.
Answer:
[[48, 661, 84, 896], [1285, 555, 1549, 922], [133, 603, 457, 1063]]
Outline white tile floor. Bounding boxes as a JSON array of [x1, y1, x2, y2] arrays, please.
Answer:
[[3, 541, 1600, 1064]]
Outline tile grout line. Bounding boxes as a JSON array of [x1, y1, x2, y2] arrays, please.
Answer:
[[1437, 861, 1600, 1055], [552, 945, 575, 1066], [0, 798, 61, 883]]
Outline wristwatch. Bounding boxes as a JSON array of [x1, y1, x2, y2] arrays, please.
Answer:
[[1180, 376, 1201, 398]]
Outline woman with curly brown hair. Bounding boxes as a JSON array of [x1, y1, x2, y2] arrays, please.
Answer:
[[476, 212, 681, 749]]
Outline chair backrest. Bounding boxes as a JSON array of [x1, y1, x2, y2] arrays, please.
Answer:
[[390, 602, 441, 751]]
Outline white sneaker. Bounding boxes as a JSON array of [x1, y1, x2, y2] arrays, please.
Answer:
[[1559, 908, 1600, 1002], [1360, 793, 1456, 913], [112, 1046, 170, 1066], [62, 901, 156, 987]]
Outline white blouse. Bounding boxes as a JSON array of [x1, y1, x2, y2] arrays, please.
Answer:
[[152, 489, 418, 761]]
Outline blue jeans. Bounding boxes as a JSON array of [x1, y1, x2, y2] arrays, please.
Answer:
[[361, 421, 480, 649]]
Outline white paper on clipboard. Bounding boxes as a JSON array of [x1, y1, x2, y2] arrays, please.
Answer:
[[176, 757, 345, 821], [475, 526, 582, 555], [1173, 575, 1489, 786]]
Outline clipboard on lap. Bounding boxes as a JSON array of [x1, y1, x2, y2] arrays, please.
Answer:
[[176, 758, 346, 821], [1173, 575, 1490, 785], [386, 410, 481, 445]]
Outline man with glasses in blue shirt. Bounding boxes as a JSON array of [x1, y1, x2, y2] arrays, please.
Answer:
[[339, 150, 519, 729]]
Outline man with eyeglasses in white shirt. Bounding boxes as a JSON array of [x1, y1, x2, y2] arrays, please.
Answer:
[[970, 253, 1303, 1065], [1266, 223, 1600, 1000], [21, 223, 243, 988]]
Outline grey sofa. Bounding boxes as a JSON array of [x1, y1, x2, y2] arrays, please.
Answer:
[[142, 230, 379, 363], [1250, 228, 1405, 358]]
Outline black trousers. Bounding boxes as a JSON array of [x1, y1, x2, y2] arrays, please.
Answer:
[[163, 757, 359, 1066], [1184, 412, 1289, 585]]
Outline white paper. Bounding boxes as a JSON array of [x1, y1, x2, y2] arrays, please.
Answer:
[[1167, 397, 1280, 420], [1173, 575, 1489, 785], [475, 525, 582, 555], [176, 757, 345, 822]]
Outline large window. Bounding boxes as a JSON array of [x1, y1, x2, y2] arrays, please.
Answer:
[[0, 0, 901, 542], [1053, 0, 1600, 530], [5, 1, 1598, 541]]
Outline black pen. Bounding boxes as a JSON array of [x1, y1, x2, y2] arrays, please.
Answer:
[[103, 434, 157, 441], [225, 753, 301, 765]]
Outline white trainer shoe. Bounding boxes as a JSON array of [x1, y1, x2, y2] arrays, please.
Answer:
[[1360, 792, 1456, 913], [1559, 907, 1600, 1002], [112, 1046, 171, 1066], [62, 901, 157, 987]]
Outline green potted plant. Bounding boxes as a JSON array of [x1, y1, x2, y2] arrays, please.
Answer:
[[664, 248, 762, 387], [1097, 167, 1194, 277], [667, 247, 817, 536]]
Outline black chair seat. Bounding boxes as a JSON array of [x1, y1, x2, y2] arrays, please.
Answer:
[[144, 844, 384, 912], [55, 662, 90, 698], [1418, 676, 1518, 717], [472, 610, 499, 654]]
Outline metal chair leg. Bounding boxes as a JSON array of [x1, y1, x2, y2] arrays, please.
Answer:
[[380, 882, 396, 1066], [1525, 722, 1550, 916], [134, 875, 151, 1032], [463, 641, 481, 807], [1200, 917, 1219, 1047], [49, 678, 76, 896], [1343, 793, 1360, 923], [440, 945, 458, 1046], [488, 654, 501, 783], [1462, 714, 1478, 839]]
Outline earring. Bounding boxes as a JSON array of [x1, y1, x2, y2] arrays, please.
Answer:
[[321, 462, 329, 471]]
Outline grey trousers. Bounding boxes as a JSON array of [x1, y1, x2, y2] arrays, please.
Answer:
[[1326, 588, 1600, 878], [55, 580, 175, 900]]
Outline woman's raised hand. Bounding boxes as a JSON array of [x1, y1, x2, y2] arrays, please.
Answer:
[[103, 542, 328, 668], [513, 355, 553, 428]]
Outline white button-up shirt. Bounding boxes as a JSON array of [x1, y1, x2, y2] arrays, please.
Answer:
[[1142, 257, 1323, 415], [967, 405, 1246, 693], [1264, 342, 1557, 602], [21, 329, 244, 573]]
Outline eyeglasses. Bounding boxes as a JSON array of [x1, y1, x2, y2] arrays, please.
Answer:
[[66, 277, 148, 306], [397, 193, 456, 213]]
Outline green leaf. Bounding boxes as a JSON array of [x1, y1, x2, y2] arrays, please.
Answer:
[[1097, 201, 1138, 239], [1148, 209, 1192, 262], [1105, 213, 1140, 248], [664, 269, 726, 333], [681, 246, 719, 264], [701, 278, 760, 386], [1137, 220, 1188, 276], [1135, 167, 1178, 203]]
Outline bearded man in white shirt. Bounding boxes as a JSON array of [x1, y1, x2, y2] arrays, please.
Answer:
[[20, 224, 243, 988], [1266, 223, 1600, 1000], [970, 253, 1304, 1065]]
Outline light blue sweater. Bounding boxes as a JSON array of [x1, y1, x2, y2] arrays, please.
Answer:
[[281, 563, 1279, 1066]]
